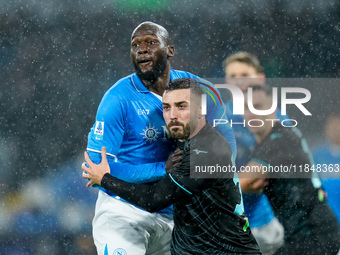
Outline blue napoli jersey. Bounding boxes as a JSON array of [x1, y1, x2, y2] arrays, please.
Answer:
[[87, 69, 236, 213], [88, 73, 174, 168], [225, 100, 291, 227]]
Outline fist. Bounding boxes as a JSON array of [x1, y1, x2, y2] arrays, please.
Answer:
[[165, 148, 183, 174]]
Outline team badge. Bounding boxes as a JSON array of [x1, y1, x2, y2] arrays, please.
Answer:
[[140, 123, 161, 143], [113, 248, 127, 255], [94, 121, 104, 141]]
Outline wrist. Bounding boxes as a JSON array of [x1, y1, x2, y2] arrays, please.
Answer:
[[101, 173, 112, 187]]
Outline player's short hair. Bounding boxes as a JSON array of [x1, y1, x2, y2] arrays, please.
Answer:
[[165, 78, 204, 101], [223, 51, 263, 73]]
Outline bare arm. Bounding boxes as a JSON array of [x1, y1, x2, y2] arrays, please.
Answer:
[[238, 161, 269, 193]]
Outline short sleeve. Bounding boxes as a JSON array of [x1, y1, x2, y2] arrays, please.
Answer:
[[87, 90, 126, 156]]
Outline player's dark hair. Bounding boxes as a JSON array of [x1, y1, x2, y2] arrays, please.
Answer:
[[249, 84, 273, 97], [165, 78, 204, 100], [223, 51, 263, 73]]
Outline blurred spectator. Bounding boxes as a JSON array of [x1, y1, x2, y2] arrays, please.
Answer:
[[0, 157, 97, 254], [223, 52, 284, 255], [313, 113, 340, 223]]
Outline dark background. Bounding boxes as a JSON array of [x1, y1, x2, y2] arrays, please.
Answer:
[[0, 0, 339, 254]]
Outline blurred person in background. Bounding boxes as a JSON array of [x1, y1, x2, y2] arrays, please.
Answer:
[[313, 112, 340, 223], [240, 85, 340, 255], [85, 21, 236, 255], [223, 52, 284, 255]]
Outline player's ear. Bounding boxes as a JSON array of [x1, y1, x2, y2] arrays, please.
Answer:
[[258, 73, 265, 84], [198, 103, 204, 119], [167, 45, 175, 58]]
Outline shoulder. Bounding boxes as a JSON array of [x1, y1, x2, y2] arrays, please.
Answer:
[[97, 75, 135, 114], [267, 124, 301, 145], [170, 69, 198, 79], [313, 144, 330, 157], [104, 74, 134, 97], [193, 124, 232, 160]]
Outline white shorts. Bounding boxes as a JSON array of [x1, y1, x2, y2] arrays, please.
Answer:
[[251, 217, 284, 255], [93, 190, 174, 255]]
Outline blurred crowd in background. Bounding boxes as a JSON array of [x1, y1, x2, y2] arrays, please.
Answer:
[[0, 0, 339, 254]]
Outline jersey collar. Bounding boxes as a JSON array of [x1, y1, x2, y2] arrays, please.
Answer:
[[169, 69, 178, 81], [131, 70, 177, 93], [131, 73, 149, 93]]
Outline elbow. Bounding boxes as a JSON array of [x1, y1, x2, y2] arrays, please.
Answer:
[[147, 208, 159, 213], [143, 205, 164, 213]]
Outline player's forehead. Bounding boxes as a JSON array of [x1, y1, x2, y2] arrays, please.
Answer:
[[131, 23, 167, 43], [163, 89, 190, 104], [327, 115, 340, 125], [226, 61, 258, 75]]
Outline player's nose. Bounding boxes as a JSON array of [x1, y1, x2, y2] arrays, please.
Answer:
[[169, 108, 178, 120], [138, 42, 149, 54]]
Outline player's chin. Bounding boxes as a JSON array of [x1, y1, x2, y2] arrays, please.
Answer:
[[138, 64, 154, 73], [247, 126, 258, 134], [170, 130, 182, 139]]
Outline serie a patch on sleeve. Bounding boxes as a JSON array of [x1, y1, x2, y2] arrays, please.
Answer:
[[94, 121, 104, 141]]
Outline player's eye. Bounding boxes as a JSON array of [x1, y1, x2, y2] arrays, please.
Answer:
[[163, 105, 170, 111], [178, 104, 186, 109], [132, 43, 139, 48], [149, 40, 156, 45]]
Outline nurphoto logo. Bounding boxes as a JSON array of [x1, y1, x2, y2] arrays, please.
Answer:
[[201, 84, 312, 128]]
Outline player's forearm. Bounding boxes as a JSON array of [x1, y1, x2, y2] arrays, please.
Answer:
[[101, 173, 180, 212], [87, 150, 166, 183], [239, 177, 266, 193], [109, 161, 166, 183]]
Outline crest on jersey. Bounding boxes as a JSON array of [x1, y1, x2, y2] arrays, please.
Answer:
[[140, 123, 161, 143], [94, 121, 104, 141]]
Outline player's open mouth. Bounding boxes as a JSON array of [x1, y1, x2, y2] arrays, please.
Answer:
[[138, 59, 152, 67]]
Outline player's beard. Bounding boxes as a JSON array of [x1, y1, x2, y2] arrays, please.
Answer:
[[134, 53, 168, 83], [167, 122, 190, 140], [167, 118, 198, 140]]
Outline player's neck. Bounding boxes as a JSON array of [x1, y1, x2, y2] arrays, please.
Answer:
[[142, 63, 171, 96], [330, 143, 340, 156], [188, 119, 206, 140]]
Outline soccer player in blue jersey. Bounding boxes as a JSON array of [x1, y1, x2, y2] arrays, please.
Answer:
[[86, 22, 236, 255], [223, 52, 284, 255]]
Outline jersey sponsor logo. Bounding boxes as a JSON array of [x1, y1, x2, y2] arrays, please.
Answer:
[[140, 123, 161, 143], [193, 149, 208, 154], [94, 121, 104, 141], [161, 125, 171, 141], [137, 109, 150, 115]]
